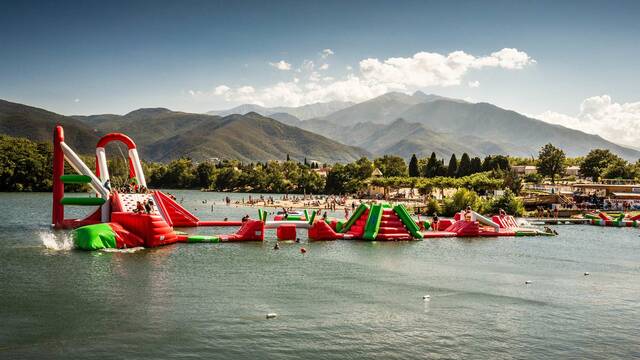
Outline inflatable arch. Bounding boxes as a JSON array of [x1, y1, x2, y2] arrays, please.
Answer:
[[95, 133, 146, 187]]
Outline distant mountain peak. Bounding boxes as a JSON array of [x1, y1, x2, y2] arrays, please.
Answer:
[[389, 117, 410, 126], [412, 90, 429, 99], [124, 108, 172, 117], [207, 101, 354, 121], [243, 111, 264, 118]]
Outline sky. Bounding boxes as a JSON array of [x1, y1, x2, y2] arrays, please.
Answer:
[[1, 0, 640, 146]]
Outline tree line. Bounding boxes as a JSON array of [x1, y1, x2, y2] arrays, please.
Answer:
[[2, 134, 639, 195], [530, 143, 640, 183]]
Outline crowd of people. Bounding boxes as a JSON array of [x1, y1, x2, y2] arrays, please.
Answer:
[[133, 199, 155, 215], [105, 178, 150, 195]]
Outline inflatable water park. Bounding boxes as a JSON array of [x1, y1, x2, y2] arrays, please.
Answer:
[[51, 126, 552, 251], [584, 211, 640, 227]]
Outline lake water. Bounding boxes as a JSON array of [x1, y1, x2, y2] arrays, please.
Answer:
[[1, 190, 639, 359]]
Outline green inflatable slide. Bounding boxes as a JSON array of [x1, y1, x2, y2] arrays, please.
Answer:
[[363, 203, 383, 240], [341, 203, 369, 233], [393, 204, 423, 239]]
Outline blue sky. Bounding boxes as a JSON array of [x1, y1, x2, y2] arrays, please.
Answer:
[[1, 0, 639, 144]]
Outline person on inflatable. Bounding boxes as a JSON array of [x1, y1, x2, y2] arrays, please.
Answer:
[[134, 201, 145, 214], [431, 212, 439, 231], [464, 206, 472, 222]]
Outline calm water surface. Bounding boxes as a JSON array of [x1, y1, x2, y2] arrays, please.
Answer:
[[1, 190, 639, 359]]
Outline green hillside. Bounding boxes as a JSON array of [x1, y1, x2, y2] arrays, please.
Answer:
[[0, 99, 99, 153]]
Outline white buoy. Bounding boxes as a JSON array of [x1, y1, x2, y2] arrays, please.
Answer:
[[584, 272, 590, 276], [525, 280, 532, 285], [266, 313, 277, 319], [422, 295, 431, 300]]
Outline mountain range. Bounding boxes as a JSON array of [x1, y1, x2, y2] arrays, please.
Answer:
[[212, 91, 639, 160], [72, 108, 370, 163], [0, 100, 367, 163], [0, 99, 99, 153], [2, 91, 639, 164]]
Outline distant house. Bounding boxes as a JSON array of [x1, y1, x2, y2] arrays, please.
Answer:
[[312, 167, 331, 177], [512, 165, 537, 175], [565, 166, 580, 177], [372, 168, 383, 177]]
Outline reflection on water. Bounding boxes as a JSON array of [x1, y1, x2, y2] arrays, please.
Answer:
[[1, 191, 639, 359]]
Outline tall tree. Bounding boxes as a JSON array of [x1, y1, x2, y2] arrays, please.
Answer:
[[492, 155, 510, 171], [537, 143, 566, 184], [481, 155, 493, 172], [579, 149, 618, 181], [425, 152, 439, 178], [601, 157, 637, 179], [447, 154, 458, 177], [470, 157, 482, 174], [195, 161, 216, 188], [457, 153, 471, 177], [408, 154, 420, 177], [374, 155, 408, 177], [436, 159, 447, 177], [286, 153, 290, 162]]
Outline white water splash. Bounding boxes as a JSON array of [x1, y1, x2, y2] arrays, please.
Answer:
[[101, 247, 145, 253], [39, 230, 74, 251]]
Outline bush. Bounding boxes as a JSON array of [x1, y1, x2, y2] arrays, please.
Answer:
[[524, 173, 543, 184], [442, 188, 486, 216], [425, 198, 441, 215], [484, 189, 525, 216]]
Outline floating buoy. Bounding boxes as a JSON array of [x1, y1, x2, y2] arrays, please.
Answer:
[[266, 313, 277, 319], [525, 280, 532, 285], [423, 295, 431, 300], [584, 272, 590, 276], [300, 247, 307, 254]]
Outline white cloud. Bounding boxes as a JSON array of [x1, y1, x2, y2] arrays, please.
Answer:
[[301, 59, 314, 71], [213, 85, 230, 95], [536, 95, 640, 147], [321, 49, 334, 58], [74, 98, 80, 103], [198, 47, 534, 108], [237, 86, 255, 94], [269, 60, 292, 71], [346, 65, 352, 71], [309, 71, 321, 82], [468, 80, 480, 88], [359, 48, 534, 89], [472, 48, 536, 69]]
